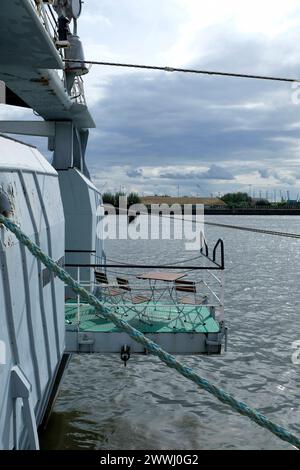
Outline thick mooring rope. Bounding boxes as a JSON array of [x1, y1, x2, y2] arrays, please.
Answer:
[[0, 214, 299, 449]]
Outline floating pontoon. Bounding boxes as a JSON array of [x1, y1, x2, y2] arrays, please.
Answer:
[[65, 238, 227, 357]]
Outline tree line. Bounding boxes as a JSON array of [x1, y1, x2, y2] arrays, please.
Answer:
[[221, 192, 300, 208], [102, 191, 141, 207]]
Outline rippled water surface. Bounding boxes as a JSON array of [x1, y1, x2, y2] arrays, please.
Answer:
[[41, 216, 300, 450]]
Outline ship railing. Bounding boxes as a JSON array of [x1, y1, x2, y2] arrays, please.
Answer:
[[28, 1, 87, 105], [70, 76, 87, 105], [64, 267, 224, 327], [28, 0, 68, 88], [29, 1, 59, 46], [28, 0, 68, 78]]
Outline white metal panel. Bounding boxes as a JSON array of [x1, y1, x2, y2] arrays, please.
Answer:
[[74, 168, 99, 191], [0, 0, 62, 69], [58, 168, 103, 298], [0, 157, 65, 449], [65, 330, 216, 354], [0, 136, 56, 175]]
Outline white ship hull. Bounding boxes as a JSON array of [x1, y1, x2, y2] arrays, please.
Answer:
[[0, 136, 66, 449]]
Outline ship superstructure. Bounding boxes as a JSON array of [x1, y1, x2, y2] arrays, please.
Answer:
[[0, 0, 102, 449]]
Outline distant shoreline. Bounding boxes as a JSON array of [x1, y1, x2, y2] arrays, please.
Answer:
[[108, 206, 300, 217], [144, 206, 300, 215], [204, 208, 300, 215]]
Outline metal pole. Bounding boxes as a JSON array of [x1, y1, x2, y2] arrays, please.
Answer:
[[220, 270, 225, 320], [77, 267, 80, 327]]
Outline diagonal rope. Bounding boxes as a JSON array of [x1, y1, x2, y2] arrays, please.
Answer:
[[204, 221, 300, 238], [0, 213, 299, 449]]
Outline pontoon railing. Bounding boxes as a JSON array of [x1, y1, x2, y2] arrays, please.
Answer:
[[64, 238, 225, 326]]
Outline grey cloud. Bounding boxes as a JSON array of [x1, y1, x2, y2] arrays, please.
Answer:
[[201, 164, 234, 180], [258, 168, 273, 179], [126, 168, 143, 178], [159, 164, 234, 180], [278, 175, 296, 185], [257, 167, 299, 185]]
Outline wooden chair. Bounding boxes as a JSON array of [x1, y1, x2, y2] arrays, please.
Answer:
[[94, 270, 108, 285], [174, 280, 207, 305], [173, 279, 208, 325], [116, 277, 151, 304], [116, 277, 152, 321], [94, 270, 124, 299]]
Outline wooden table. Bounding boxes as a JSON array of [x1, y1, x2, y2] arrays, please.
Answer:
[[137, 271, 187, 304], [137, 272, 186, 282]]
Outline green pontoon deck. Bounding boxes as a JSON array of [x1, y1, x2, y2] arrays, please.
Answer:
[[65, 302, 225, 355]]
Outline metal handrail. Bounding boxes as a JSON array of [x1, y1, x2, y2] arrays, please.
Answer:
[[70, 76, 87, 105], [66, 263, 223, 270], [207, 270, 222, 285], [213, 239, 225, 269], [28, 0, 58, 42]]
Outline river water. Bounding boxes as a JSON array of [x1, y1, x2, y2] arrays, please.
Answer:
[[41, 216, 300, 450]]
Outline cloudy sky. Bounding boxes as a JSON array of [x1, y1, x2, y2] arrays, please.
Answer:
[[3, 0, 300, 199]]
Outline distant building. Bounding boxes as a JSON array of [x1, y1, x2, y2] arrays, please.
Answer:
[[140, 196, 226, 208]]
